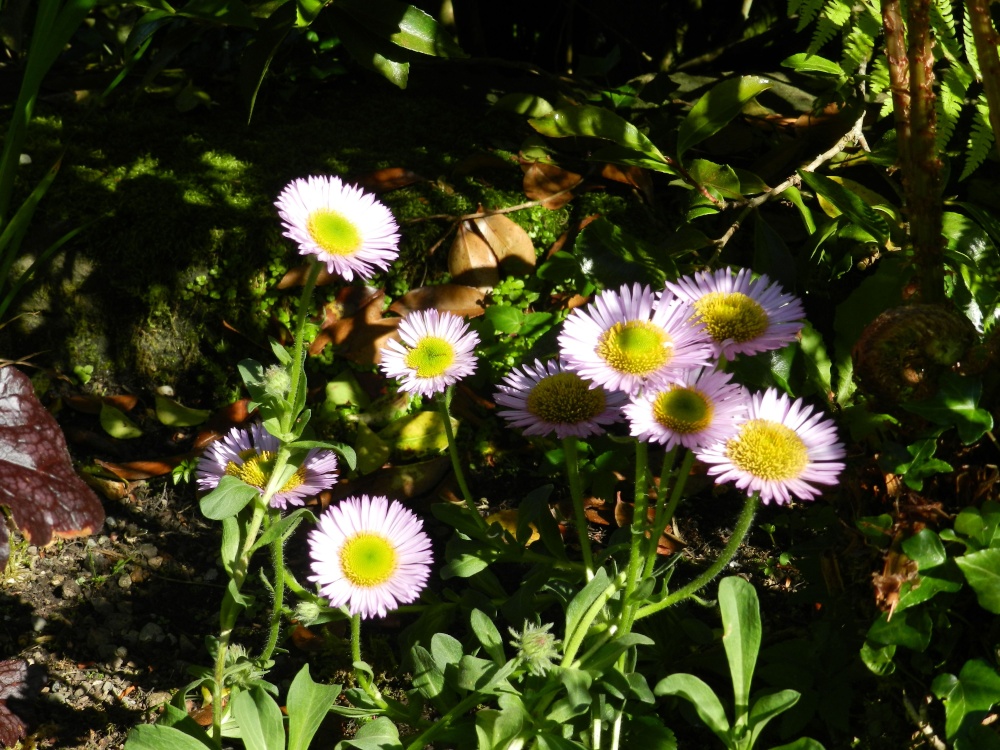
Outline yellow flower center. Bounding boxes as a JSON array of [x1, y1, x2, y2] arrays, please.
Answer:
[[307, 209, 362, 256], [726, 420, 809, 481], [596, 320, 671, 375], [225, 449, 305, 492], [652, 386, 713, 434], [694, 292, 769, 344], [340, 533, 398, 587], [525, 372, 606, 424], [404, 336, 456, 378]]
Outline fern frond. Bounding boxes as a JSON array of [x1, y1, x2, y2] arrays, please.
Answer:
[[937, 64, 974, 150], [790, 0, 829, 32], [963, 9, 981, 78], [961, 95, 994, 180], [809, 0, 852, 53], [931, 0, 962, 63], [842, 11, 880, 70]]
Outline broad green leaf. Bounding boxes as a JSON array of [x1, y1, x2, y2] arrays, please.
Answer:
[[250, 508, 310, 554], [799, 170, 889, 245], [493, 92, 553, 117], [336, 0, 465, 58], [124, 724, 214, 750], [484, 304, 524, 334], [470, 609, 506, 665], [154, 396, 211, 427], [932, 659, 1000, 738], [529, 105, 669, 164], [558, 668, 594, 714], [231, 687, 285, 750], [430, 632, 464, 672], [953, 501, 1000, 550], [199, 476, 260, 520], [99, 403, 142, 439], [902, 373, 993, 445], [220, 515, 241, 575], [677, 76, 773, 161], [883, 438, 953, 491], [654, 673, 731, 743], [590, 144, 679, 175], [337, 716, 403, 750], [378, 410, 455, 457], [866, 608, 933, 651], [287, 665, 341, 750], [719, 576, 761, 720], [178, 0, 257, 28], [955, 548, 1000, 613], [770, 739, 827, 750], [332, 7, 409, 88], [411, 644, 446, 699], [747, 689, 801, 748], [902, 528, 948, 569], [799, 321, 832, 396], [859, 641, 896, 676], [355, 422, 390, 475], [688, 159, 743, 199], [565, 567, 612, 641], [623, 716, 678, 748], [782, 53, 847, 77]]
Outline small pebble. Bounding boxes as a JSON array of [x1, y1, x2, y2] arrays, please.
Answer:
[[138, 622, 164, 643], [118, 575, 132, 590], [31, 617, 46, 633], [147, 556, 163, 570], [138, 543, 158, 559], [60, 579, 81, 600], [26, 546, 38, 556]]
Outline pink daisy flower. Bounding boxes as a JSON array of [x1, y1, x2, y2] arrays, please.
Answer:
[[379, 309, 480, 397]]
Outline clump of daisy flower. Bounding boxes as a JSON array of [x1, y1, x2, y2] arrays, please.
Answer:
[[624, 368, 750, 450], [308, 495, 433, 620], [666, 267, 805, 361], [379, 308, 480, 397], [275, 175, 400, 282], [196, 422, 339, 510], [558, 283, 713, 397], [494, 358, 626, 439], [509, 621, 562, 676], [695, 388, 845, 505]]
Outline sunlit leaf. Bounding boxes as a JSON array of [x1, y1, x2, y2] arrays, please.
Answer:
[[99, 403, 143, 439], [389, 284, 486, 318], [335, 0, 465, 58], [932, 659, 1000, 738], [902, 373, 993, 444], [677, 76, 773, 161], [0, 367, 105, 570], [378, 410, 456, 458], [177, 0, 257, 28], [155, 395, 211, 427], [493, 92, 553, 117], [473, 213, 536, 274], [529, 105, 669, 164], [955, 549, 1000, 614], [521, 160, 583, 209], [781, 53, 847, 77], [799, 170, 889, 245], [448, 221, 499, 292]]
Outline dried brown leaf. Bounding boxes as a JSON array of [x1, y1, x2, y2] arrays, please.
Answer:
[[521, 160, 582, 209], [314, 290, 401, 365], [600, 163, 654, 203], [351, 167, 425, 193], [277, 264, 338, 289], [473, 213, 536, 275], [448, 221, 499, 292], [389, 284, 487, 318]]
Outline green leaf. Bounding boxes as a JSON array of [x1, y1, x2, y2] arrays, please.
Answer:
[[866, 608, 933, 651], [565, 567, 612, 640], [769, 739, 827, 750], [492, 92, 553, 117], [484, 304, 524, 334], [154, 396, 211, 427], [719, 576, 761, 722], [654, 673, 731, 744], [782, 53, 847, 77], [335, 0, 465, 58], [799, 170, 889, 245], [378, 410, 455, 458], [331, 7, 409, 88], [200, 476, 260, 520], [125, 724, 214, 750], [902, 373, 993, 444], [558, 668, 594, 715], [220, 515, 241, 575], [747, 689, 801, 748], [250, 508, 310, 554], [287, 665, 341, 750], [337, 716, 403, 750], [932, 659, 1000, 738], [688, 159, 744, 200], [177, 0, 257, 27], [529, 105, 669, 164], [430, 632, 464, 672], [859, 641, 896, 676], [231, 687, 285, 750], [410, 644, 446, 700], [677, 76, 773, 161], [884, 438, 953, 491], [956, 548, 1000, 613], [99, 403, 142, 439], [470, 609, 506, 665]]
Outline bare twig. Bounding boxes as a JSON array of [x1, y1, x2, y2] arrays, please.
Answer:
[[901, 691, 948, 750], [710, 110, 868, 258]]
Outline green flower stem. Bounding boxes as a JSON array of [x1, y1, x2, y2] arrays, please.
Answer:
[[211, 501, 267, 744], [350, 613, 375, 695], [439, 388, 480, 521], [284, 259, 323, 434], [635, 491, 761, 621], [618, 440, 650, 632], [259, 523, 287, 663], [562, 437, 594, 577], [643, 450, 695, 580]]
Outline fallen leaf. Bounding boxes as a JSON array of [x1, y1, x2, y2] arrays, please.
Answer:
[[0, 366, 105, 570], [277, 264, 338, 289], [389, 284, 487, 318], [378, 410, 457, 459], [0, 659, 30, 747], [521, 159, 583, 209], [600, 163, 654, 203], [312, 289, 401, 364], [473, 213, 536, 275], [99, 403, 142, 439], [95, 455, 196, 481], [448, 221, 499, 292], [154, 396, 211, 427], [486, 508, 541, 545], [451, 153, 514, 177], [350, 167, 425, 193]]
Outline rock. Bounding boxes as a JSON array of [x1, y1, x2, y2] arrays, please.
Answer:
[[60, 579, 81, 600], [138, 622, 164, 643]]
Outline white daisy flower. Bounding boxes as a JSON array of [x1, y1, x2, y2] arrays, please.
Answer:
[[379, 308, 480, 397], [666, 267, 805, 360], [695, 388, 845, 505], [275, 175, 400, 281]]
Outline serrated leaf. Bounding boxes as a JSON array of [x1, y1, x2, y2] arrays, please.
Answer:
[[677, 76, 773, 161], [0, 367, 105, 570]]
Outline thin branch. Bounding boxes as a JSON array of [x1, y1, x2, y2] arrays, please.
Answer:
[[711, 110, 867, 257], [901, 691, 947, 750]]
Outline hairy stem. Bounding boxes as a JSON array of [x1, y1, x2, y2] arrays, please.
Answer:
[[563, 437, 594, 577], [966, 0, 1000, 164]]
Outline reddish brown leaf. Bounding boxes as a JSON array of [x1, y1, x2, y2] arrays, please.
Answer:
[[351, 167, 425, 193], [0, 659, 30, 747], [600, 163, 654, 203], [389, 284, 487, 318], [95, 455, 194, 481], [451, 153, 515, 177], [473, 214, 536, 275], [521, 160, 583, 209], [448, 221, 499, 292], [0, 367, 105, 570], [313, 290, 401, 365], [277, 264, 338, 289]]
